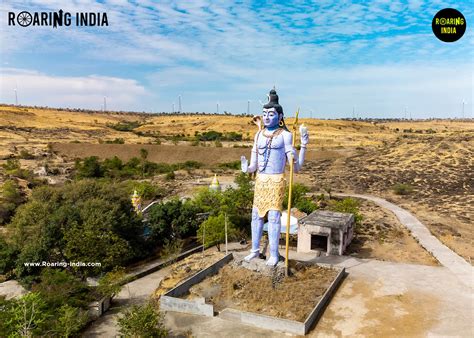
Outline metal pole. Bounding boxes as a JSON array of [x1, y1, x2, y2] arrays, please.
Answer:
[[203, 222, 205, 256], [225, 212, 228, 255], [285, 108, 299, 276]]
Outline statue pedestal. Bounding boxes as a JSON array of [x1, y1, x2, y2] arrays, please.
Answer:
[[232, 252, 286, 277]]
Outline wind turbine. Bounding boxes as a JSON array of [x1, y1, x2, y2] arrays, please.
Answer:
[[14, 88, 18, 105], [172, 102, 175, 113], [216, 102, 219, 114], [103, 96, 107, 112], [178, 95, 182, 113], [247, 100, 250, 115]]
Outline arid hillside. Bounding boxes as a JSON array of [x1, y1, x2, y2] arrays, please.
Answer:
[[1, 104, 472, 262]]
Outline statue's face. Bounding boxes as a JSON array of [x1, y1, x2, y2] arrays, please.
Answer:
[[262, 108, 280, 129]]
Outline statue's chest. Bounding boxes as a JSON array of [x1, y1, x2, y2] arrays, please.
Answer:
[[256, 132, 285, 150]]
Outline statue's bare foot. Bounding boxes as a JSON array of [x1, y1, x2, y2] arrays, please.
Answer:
[[244, 251, 259, 262], [265, 256, 279, 266]]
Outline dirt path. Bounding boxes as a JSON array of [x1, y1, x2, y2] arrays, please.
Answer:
[[335, 193, 473, 289]]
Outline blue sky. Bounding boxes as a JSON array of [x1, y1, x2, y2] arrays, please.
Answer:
[[0, 0, 472, 118]]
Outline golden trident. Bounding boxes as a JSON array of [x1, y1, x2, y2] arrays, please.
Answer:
[[285, 108, 299, 276]]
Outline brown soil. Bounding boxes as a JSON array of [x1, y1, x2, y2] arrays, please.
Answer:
[[187, 263, 339, 322], [1, 104, 471, 264], [346, 200, 439, 265], [304, 129, 473, 264], [153, 251, 226, 299]]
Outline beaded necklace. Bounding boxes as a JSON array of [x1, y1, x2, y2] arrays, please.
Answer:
[[257, 128, 283, 172]]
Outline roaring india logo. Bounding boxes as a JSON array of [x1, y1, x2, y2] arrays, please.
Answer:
[[8, 9, 108, 28], [432, 8, 466, 43]]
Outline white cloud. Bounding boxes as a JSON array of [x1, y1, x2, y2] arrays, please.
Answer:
[[0, 1, 472, 117], [0, 68, 148, 111]]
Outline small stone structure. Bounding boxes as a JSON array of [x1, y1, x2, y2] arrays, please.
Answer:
[[297, 210, 354, 255]]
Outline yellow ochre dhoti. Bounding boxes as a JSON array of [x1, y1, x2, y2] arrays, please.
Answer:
[[253, 173, 286, 218]]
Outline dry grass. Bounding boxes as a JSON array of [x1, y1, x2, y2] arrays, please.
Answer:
[[1, 104, 472, 263]]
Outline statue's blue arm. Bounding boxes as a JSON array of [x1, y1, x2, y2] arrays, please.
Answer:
[[241, 132, 259, 173], [284, 128, 309, 173]]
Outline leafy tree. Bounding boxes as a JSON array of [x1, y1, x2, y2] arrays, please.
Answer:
[[53, 304, 88, 338], [118, 302, 168, 338], [197, 213, 237, 251], [97, 268, 126, 298], [9, 180, 146, 279], [0, 236, 18, 276], [0, 179, 24, 224], [140, 148, 148, 178], [147, 199, 201, 245], [132, 181, 166, 200], [32, 269, 92, 309], [192, 188, 225, 216], [102, 156, 124, 178], [75, 156, 104, 178], [4, 292, 50, 337]]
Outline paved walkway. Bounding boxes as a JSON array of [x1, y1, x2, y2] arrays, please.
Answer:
[[83, 265, 173, 337], [335, 193, 473, 288], [165, 255, 473, 337], [83, 243, 246, 337]]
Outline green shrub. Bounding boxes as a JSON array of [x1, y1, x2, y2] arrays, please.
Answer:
[[2, 159, 32, 179], [1, 292, 50, 337], [32, 269, 92, 309], [197, 213, 238, 251], [218, 161, 241, 170], [10, 180, 146, 279], [392, 183, 414, 195], [133, 181, 166, 200], [19, 150, 35, 159], [118, 302, 168, 338], [53, 304, 88, 338], [75, 156, 104, 178], [165, 171, 175, 180], [295, 198, 317, 214], [327, 198, 362, 226], [97, 268, 126, 298], [160, 239, 183, 265], [105, 138, 125, 144], [0, 179, 24, 224], [107, 121, 142, 132], [0, 236, 18, 275]]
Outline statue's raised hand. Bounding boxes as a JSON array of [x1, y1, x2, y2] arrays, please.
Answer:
[[241, 155, 248, 173], [299, 124, 309, 146]]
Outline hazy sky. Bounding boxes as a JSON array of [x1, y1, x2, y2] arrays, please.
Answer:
[[0, 0, 472, 118]]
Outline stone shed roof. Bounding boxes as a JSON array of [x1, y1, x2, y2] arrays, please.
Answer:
[[299, 210, 354, 229]]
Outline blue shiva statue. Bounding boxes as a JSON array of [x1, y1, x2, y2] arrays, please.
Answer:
[[241, 89, 309, 266]]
